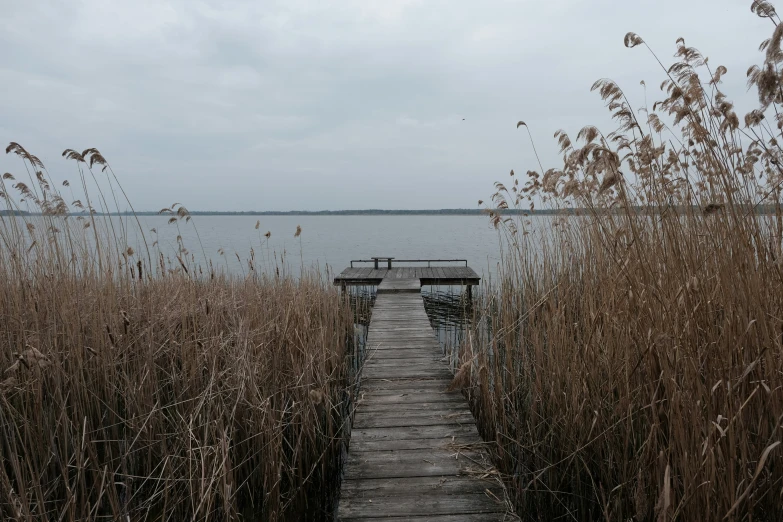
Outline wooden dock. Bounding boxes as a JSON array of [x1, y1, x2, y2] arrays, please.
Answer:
[[338, 277, 505, 521]]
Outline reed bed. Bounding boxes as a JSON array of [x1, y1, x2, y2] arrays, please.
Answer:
[[0, 147, 356, 520], [463, 3, 783, 520]]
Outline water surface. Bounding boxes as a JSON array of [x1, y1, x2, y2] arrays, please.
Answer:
[[136, 214, 508, 278]]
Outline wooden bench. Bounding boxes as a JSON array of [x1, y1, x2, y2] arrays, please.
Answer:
[[371, 256, 395, 269]]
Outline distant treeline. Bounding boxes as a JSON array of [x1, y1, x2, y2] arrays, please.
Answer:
[[135, 208, 547, 216], [2, 206, 782, 216], [1, 208, 543, 216]]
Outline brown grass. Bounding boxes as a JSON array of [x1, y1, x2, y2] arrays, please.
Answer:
[[467, 3, 783, 520], [0, 147, 357, 520]]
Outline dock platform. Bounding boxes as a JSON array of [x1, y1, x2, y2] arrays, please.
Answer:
[[338, 277, 505, 521], [334, 259, 481, 287]]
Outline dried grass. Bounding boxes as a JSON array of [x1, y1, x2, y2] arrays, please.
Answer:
[[469, 3, 783, 520], [0, 147, 357, 520]]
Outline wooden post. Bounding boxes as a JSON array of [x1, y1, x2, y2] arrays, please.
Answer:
[[387, 258, 393, 269]]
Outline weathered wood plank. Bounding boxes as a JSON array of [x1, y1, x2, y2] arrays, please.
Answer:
[[364, 354, 445, 363], [339, 492, 503, 519], [361, 361, 450, 373], [378, 277, 421, 293], [340, 475, 496, 496], [349, 434, 486, 452], [358, 389, 461, 402], [350, 423, 481, 442], [366, 350, 447, 366], [344, 448, 492, 480], [359, 380, 457, 393], [353, 399, 469, 412], [353, 404, 473, 419], [341, 514, 505, 522], [352, 411, 475, 429], [362, 368, 453, 380]]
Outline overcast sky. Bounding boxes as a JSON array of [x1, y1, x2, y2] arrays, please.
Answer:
[[0, 0, 772, 211]]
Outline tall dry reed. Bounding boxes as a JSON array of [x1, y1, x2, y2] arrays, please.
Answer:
[[0, 146, 356, 520], [465, 2, 783, 520]]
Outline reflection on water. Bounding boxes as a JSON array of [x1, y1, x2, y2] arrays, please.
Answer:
[[423, 286, 472, 371]]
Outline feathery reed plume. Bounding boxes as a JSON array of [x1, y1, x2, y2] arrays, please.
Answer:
[[446, 359, 471, 392]]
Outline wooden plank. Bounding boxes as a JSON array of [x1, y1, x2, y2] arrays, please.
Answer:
[[349, 434, 486, 452], [364, 345, 441, 353], [350, 423, 480, 442], [341, 476, 494, 497], [344, 448, 492, 480], [339, 493, 503, 519], [353, 404, 472, 420], [369, 316, 430, 321], [368, 329, 433, 334], [352, 411, 474, 429], [354, 398, 470, 412], [365, 338, 439, 346], [362, 367, 453, 380], [341, 514, 505, 522], [377, 278, 421, 294], [355, 396, 468, 409], [359, 381, 455, 393], [360, 362, 449, 374], [358, 386, 461, 399], [363, 352, 443, 359]]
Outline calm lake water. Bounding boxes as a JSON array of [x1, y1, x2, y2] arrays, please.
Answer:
[[129, 215, 508, 279]]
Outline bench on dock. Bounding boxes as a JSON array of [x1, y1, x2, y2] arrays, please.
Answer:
[[371, 256, 395, 269]]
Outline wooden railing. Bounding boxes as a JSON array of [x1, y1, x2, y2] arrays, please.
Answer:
[[349, 258, 469, 268]]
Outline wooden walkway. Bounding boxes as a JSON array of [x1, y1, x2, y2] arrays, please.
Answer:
[[338, 279, 506, 521], [334, 267, 480, 287]]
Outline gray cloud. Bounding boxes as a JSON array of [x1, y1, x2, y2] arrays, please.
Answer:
[[0, 0, 771, 210]]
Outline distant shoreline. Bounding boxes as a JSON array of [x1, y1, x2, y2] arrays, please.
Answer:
[[0, 208, 536, 216], [2, 206, 781, 217]]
